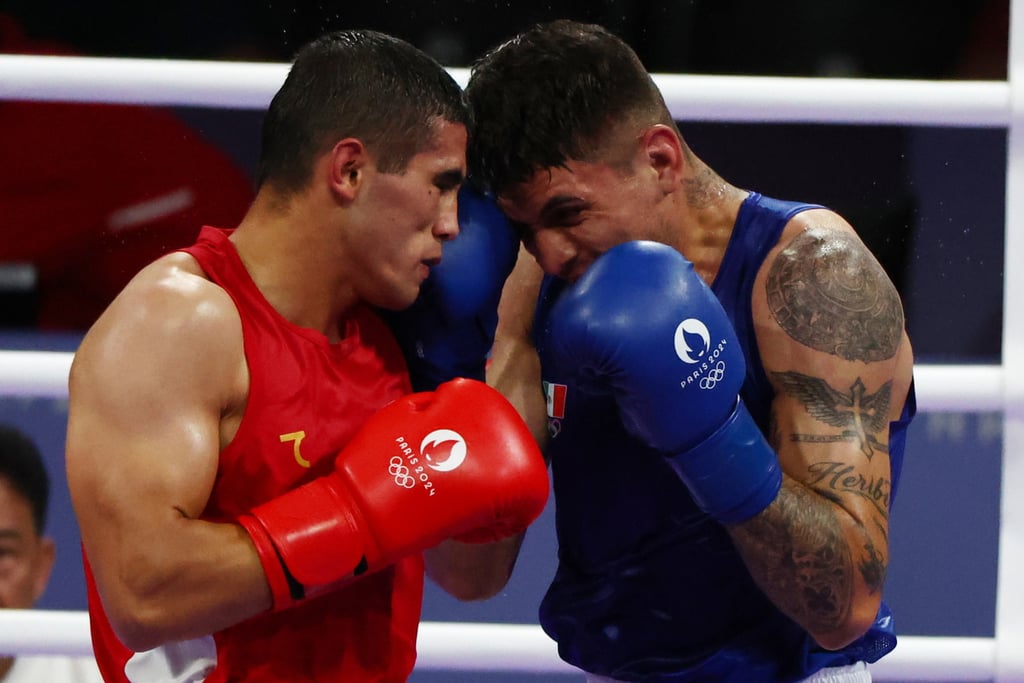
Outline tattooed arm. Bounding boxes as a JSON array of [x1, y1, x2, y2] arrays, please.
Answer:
[[729, 211, 915, 650]]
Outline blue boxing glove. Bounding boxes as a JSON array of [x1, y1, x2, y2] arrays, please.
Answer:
[[381, 185, 519, 391], [548, 241, 781, 524]]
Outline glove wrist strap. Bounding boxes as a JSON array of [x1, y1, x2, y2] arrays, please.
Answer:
[[665, 399, 782, 524]]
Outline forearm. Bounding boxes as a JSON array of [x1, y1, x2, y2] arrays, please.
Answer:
[[487, 338, 548, 449], [725, 476, 885, 650], [91, 516, 273, 652], [489, 243, 549, 448]]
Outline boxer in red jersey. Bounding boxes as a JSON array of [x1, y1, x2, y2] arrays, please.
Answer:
[[65, 30, 549, 682]]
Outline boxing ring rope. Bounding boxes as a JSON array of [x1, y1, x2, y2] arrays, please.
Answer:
[[0, 53, 1012, 126], [1, 4, 1023, 677], [0, 350, 1003, 413]]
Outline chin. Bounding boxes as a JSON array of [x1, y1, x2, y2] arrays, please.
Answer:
[[375, 288, 421, 312]]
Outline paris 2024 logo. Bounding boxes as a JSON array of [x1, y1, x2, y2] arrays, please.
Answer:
[[389, 430, 467, 497], [673, 318, 730, 391]]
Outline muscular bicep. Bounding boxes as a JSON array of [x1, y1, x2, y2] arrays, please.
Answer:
[[67, 343, 221, 537], [67, 269, 235, 530], [65, 258, 261, 648], [754, 218, 913, 549]]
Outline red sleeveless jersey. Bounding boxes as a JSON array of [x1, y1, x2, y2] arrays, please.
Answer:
[[85, 226, 422, 682]]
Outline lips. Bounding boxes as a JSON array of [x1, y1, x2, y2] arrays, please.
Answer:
[[420, 251, 442, 279]]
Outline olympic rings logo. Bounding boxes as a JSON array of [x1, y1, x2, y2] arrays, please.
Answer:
[[389, 456, 416, 489], [699, 361, 727, 390]]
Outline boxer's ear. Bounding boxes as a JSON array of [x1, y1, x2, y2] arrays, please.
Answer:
[[640, 124, 685, 193], [327, 138, 367, 202]]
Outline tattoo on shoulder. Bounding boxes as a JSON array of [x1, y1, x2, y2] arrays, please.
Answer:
[[772, 370, 892, 460], [766, 229, 903, 361]]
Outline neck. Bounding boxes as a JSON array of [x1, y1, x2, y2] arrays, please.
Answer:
[[675, 163, 748, 285], [231, 191, 356, 341]]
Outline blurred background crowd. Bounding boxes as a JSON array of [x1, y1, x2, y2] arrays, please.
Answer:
[[0, 0, 1011, 362]]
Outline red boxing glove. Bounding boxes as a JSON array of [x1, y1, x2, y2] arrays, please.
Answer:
[[238, 378, 549, 609]]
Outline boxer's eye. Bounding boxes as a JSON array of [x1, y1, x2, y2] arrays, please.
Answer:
[[434, 170, 465, 193], [547, 207, 583, 228]]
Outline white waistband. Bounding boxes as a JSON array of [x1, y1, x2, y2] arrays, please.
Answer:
[[799, 661, 871, 683]]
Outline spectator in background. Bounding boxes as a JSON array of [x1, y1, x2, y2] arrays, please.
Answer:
[[0, 424, 101, 682]]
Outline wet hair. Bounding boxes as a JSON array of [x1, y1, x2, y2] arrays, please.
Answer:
[[466, 19, 676, 195], [257, 29, 470, 193], [0, 424, 49, 535]]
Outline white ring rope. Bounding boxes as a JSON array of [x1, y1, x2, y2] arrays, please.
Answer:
[[0, 54, 1011, 126], [1, 46, 1021, 680], [0, 610, 998, 681], [0, 351, 1002, 413], [0, 351, 74, 400]]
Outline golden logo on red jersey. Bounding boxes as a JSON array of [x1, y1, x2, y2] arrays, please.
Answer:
[[280, 431, 310, 468]]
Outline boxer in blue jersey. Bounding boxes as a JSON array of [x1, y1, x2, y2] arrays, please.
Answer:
[[465, 20, 916, 683]]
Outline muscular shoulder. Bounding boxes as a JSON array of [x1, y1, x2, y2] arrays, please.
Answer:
[[99, 252, 239, 343], [73, 252, 246, 409], [755, 209, 905, 364]]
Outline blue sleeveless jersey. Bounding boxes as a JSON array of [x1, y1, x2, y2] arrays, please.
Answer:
[[533, 192, 916, 682]]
